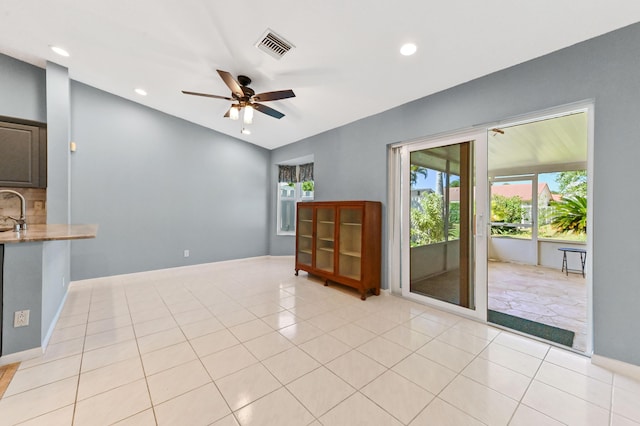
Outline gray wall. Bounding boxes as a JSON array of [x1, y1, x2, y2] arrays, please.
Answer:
[[269, 23, 640, 365], [0, 54, 46, 122], [69, 82, 270, 280], [2, 243, 43, 355]]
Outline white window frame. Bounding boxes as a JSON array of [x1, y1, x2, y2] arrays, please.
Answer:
[[276, 158, 314, 236]]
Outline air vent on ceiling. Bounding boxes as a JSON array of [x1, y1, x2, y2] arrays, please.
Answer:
[[255, 29, 295, 60]]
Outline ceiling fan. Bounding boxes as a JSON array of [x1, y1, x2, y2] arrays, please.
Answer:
[[182, 69, 295, 122]]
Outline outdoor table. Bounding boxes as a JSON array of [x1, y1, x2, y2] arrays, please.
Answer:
[[558, 247, 586, 277]]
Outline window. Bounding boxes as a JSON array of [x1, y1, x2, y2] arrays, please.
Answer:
[[277, 162, 314, 235], [488, 171, 587, 242], [490, 178, 534, 239], [538, 170, 587, 242]]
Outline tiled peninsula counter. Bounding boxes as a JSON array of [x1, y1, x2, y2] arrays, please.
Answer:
[[1, 224, 97, 358]]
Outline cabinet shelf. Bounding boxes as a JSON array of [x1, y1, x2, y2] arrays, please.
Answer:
[[341, 222, 362, 226], [300, 219, 313, 223], [319, 221, 335, 224], [318, 237, 334, 242], [340, 250, 361, 258], [298, 249, 312, 255], [318, 247, 334, 252], [299, 234, 312, 239]]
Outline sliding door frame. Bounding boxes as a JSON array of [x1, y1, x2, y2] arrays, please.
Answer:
[[388, 128, 488, 321]]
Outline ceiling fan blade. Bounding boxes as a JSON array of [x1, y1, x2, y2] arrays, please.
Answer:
[[253, 103, 285, 119], [182, 90, 232, 100], [223, 109, 230, 118], [253, 89, 296, 102], [216, 69, 245, 98]]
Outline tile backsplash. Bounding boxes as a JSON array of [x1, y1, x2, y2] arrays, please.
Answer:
[[0, 187, 47, 228]]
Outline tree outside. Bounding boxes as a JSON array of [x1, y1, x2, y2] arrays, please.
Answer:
[[410, 192, 445, 246], [556, 171, 587, 197], [410, 165, 428, 187], [490, 195, 525, 235]]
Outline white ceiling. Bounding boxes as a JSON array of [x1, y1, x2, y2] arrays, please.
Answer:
[[1, 1, 639, 150]]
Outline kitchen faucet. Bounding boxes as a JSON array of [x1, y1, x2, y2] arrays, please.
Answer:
[[0, 189, 27, 231]]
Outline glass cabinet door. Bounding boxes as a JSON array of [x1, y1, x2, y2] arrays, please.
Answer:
[[339, 207, 363, 280], [315, 207, 335, 272], [296, 206, 313, 267]]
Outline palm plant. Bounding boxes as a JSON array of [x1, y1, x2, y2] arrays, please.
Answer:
[[410, 165, 428, 187], [551, 195, 587, 234]]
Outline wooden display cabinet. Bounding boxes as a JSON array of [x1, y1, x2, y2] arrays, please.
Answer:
[[295, 201, 381, 300]]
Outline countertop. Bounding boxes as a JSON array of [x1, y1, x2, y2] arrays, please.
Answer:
[[0, 224, 98, 243]]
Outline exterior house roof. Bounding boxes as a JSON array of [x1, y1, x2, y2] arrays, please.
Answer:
[[448, 183, 554, 202], [491, 183, 550, 201]]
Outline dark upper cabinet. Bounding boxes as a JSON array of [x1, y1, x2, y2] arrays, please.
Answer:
[[0, 118, 47, 188]]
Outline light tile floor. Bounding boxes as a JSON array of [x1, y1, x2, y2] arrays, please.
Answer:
[[0, 256, 638, 425]]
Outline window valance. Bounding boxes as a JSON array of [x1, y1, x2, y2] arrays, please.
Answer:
[[278, 163, 314, 183]]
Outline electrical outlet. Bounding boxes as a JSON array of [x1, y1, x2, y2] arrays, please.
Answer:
[[183, 249, 190, 258], [34, 200, 44, 211], [14, 310, 30, 327]]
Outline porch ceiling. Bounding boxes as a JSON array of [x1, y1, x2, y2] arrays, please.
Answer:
[[488, 112, 588, 177], [411, 112, 588, 177]]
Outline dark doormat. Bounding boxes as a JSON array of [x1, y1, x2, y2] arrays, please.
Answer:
[[488, 310, 575, 347]]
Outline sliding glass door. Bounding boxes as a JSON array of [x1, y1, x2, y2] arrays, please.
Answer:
[[390, 105, 592, 346], [400, 131, 487, 319]]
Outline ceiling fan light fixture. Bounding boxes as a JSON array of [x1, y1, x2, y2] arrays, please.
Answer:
[[241, 128, 251, 135], [229, 105, 240, 120], [243, 105, 254, 124], [182, 69, 294, 121]]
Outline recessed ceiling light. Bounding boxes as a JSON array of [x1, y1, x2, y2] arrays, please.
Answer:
[[50, 46, 70, 57], [134, 88, 147, 96], [400, 43, 417, 56]]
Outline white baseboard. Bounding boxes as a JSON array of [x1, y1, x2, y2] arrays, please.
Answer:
[[70, 255, 277, 287], [0, 347, 43, 366], [591, 354, 640, 381]]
